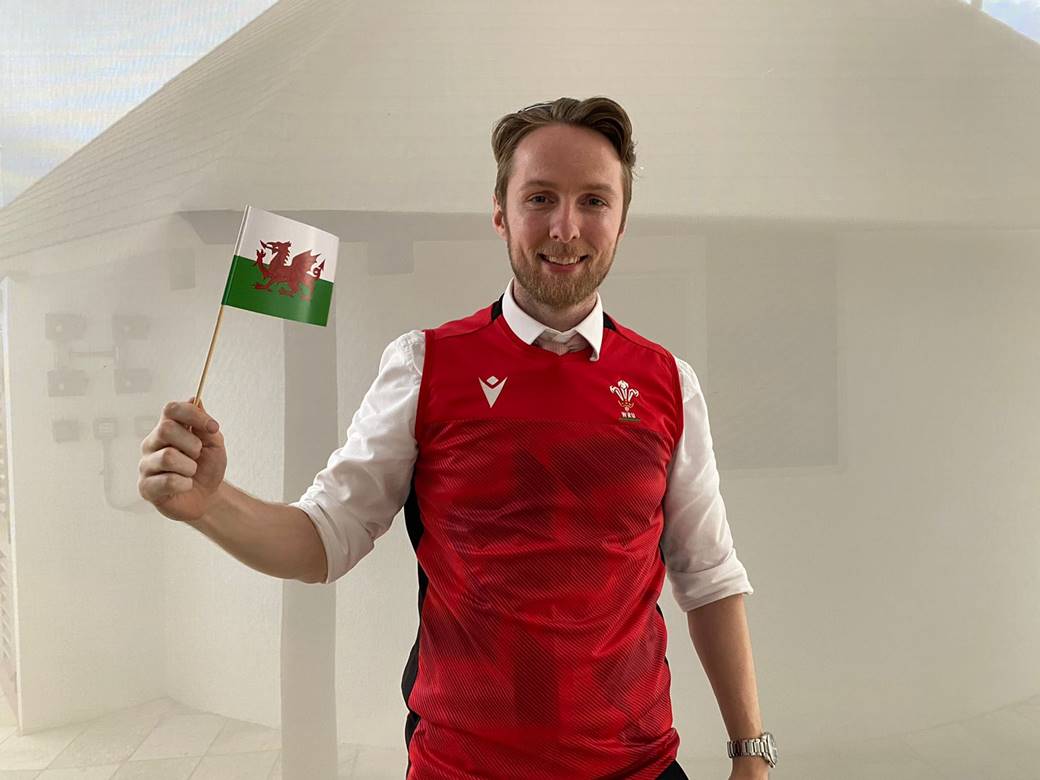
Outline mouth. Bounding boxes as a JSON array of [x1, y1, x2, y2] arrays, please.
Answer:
[[539, 253, 588, 267]]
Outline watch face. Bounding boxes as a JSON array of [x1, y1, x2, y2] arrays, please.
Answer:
[[763, 732, 778, 763]]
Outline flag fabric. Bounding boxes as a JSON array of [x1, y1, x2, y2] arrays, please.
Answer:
[[220, 206, 340, 326]]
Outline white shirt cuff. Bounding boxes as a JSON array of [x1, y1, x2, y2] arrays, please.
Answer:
[[289, 496, 376, 584], [666, 547, 754, 612]]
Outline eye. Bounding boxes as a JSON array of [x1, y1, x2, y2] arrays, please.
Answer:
[[527, 194, 608, 207]]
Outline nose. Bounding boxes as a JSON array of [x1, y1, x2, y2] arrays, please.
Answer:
[[549, 201, 580, 244]]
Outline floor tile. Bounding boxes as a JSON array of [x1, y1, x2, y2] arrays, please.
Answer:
[[334, 744, 360, 778], [902, 719, 1032, 779], [0, 697, 17, 729], [37, 766, 120, 779], [189, 750, 278, 779], [0, 723, 87, 772], [1010, 694, 1040, 727], [109, 757, 198, 779], [267, 744, 357, 779], [126, 715, 225, 762], [975, 705, 1040, 750], [47, 714, 158, 770], [207, 719, 280, 756], [88, 703, 175, 731], [351, 744, 407, 780], [676, 754, 733, 778], [812, 735, 943, 780]]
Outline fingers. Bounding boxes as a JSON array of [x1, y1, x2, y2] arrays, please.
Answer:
[[139, 471, 194, 503], [142, 445, 198, 479], [140, 399, 219, 456]]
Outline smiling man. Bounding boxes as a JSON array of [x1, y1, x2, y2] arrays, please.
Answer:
[[470, 97, 774, 780], [147, 96, 774, 779]]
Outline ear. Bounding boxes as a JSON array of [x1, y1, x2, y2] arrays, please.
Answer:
[[492, 194, 507, 240]]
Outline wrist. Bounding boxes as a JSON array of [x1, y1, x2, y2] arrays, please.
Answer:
[[731, 755, 770, 778], [731, 754, 770, 764], [187, 479, 226, 526]]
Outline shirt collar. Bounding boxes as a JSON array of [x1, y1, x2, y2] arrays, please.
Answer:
[[501, 277, 603, 362]]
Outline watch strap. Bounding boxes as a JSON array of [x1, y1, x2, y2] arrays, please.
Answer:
[[727, 731, 778, 768]]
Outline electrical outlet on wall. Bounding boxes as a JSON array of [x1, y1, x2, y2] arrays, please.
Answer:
[[112, 315, 149, 340], [114, 368, 151, 394], [48, 369, 88, 397], [52, 419, 80, 443], [93, 418, 117, 440], [44, 313, 87, 343]]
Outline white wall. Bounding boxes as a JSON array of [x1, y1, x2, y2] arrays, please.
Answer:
[[160, 228, 286, 728], [5, 222, 167, 729], [5, 215, 285, 731]]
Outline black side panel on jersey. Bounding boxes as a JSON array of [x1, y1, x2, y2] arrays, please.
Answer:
[[655, 509, 671, 670], [401, 471, 428, 770]]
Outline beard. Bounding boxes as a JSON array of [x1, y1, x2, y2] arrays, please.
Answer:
[[503, 222, 617, 311]]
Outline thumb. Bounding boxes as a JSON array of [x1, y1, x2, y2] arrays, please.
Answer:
[[186, 396, 216, 435]]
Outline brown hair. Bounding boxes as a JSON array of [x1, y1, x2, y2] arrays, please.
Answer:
[[491, 96, 638, 229]]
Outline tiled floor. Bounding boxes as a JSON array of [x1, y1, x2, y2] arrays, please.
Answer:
[[0, 692, 1038, 778]]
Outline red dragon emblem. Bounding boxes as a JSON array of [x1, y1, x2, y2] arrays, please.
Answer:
[[252, 240, 325, 302]]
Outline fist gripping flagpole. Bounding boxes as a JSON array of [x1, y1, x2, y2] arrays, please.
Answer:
[[190, 206, 340, 417]]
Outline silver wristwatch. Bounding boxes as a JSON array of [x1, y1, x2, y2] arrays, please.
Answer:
[[727, 731, 778, 768]]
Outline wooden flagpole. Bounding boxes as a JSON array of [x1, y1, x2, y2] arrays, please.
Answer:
[[191, 303, 226, 412], [189, 207, 250, 422]]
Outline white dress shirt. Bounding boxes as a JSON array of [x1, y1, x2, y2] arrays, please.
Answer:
[[291, 278, 754, 611]]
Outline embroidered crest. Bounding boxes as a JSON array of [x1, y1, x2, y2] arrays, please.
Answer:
[[609, 379, 641, 422]]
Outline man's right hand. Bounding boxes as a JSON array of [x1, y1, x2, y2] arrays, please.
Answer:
[[138, 396, 227, 523]]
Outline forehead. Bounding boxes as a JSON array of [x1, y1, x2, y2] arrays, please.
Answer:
[[511, 124, 622, 194]]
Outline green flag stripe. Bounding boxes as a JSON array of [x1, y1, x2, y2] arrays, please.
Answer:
[[221, 255, 333, 327]]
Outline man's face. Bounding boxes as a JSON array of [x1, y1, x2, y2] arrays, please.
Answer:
[[492, 123, 627, 312]]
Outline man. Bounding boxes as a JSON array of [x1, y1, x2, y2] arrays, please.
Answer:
[[139, 97, 775, 779]]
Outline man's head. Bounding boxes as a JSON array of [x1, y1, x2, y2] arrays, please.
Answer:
[[490, 97, 637, 320]]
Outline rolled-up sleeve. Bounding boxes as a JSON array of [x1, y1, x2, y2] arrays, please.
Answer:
[[289, 330, 423, 584], [661, 357, 754, 612]]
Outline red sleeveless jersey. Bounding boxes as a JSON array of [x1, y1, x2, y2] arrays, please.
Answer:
[[401, 296, 685, 779]]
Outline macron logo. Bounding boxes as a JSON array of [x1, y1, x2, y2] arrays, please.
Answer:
[[479, 375, 507, 408]]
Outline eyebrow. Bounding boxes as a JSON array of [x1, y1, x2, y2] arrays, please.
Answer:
[[520, 179, 617, 196]]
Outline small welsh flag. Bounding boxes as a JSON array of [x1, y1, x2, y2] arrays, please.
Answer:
[[221, 206, 340, 326]]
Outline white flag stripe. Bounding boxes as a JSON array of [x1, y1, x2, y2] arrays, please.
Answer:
[[235, 206, 340, 284]]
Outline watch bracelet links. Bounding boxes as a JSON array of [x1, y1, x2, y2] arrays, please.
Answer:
[[727, 735, 774, 766]]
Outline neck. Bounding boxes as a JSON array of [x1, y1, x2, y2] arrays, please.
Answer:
[[512, 282, 597, 332]]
